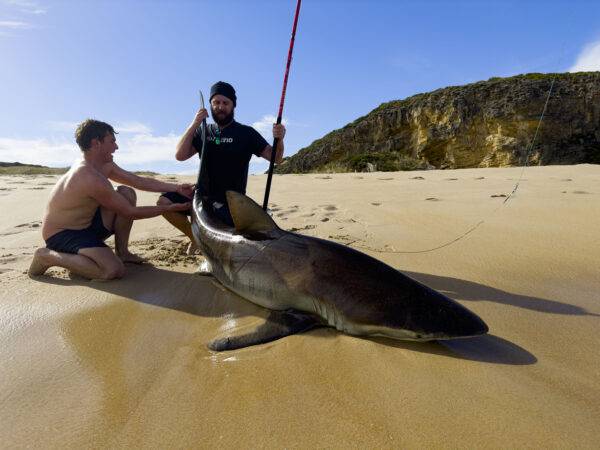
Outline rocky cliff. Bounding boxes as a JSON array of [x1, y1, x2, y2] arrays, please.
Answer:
[[276, 72, 600, 173]]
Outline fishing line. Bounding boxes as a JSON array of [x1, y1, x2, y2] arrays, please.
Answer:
[[355, 4, 582, 255], [350, 73, 559, 255]]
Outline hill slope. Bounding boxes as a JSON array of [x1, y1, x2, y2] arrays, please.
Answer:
[[276, 72, 600, 173]]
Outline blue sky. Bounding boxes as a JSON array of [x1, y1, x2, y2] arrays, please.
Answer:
[[1, 0, 599, 175]]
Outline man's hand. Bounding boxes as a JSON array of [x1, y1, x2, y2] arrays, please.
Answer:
[[273, 123, 286, 140], [193, 108, 209, 127], [177, 183, 195, 199], [168, 202, 192, 212]]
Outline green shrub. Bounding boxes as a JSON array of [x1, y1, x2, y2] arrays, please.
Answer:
[[344, 152, 425, 172]]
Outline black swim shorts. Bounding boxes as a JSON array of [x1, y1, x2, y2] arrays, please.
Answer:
[[160, 191, 192, 216], [45, 208, 113, 254], [160, 192, 234, 226]]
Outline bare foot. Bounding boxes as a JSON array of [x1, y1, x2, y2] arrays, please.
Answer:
[[28, 248, 52, 276], [117, 251, 146, 264]]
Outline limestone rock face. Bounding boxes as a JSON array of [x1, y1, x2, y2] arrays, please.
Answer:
[[276, 72, 600, 173]]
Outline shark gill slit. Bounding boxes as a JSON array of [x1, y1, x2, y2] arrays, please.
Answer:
[[231, 238, 278, 277]]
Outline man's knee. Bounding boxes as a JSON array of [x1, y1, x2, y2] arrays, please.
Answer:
[[157, 195, 172, 206], [100, 261, 125, 280], [117, 185, 136, 205]]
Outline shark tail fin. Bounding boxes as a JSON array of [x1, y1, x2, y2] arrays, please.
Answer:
[[226, 190, 279, 234], [208, 310, 321, 351]]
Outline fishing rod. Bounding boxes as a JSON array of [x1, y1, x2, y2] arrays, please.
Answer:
[[262, 0, 302, 210]]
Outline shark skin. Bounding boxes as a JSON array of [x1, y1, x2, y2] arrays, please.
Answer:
[[191, 191, 488, 351]]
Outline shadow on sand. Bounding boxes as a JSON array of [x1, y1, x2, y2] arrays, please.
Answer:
[[369, 334, 536, 365], [36, 264, 257, 320], [36, 265, 540, 364], [405, 271, 600, 317]]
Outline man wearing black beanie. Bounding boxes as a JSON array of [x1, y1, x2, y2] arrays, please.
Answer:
[[157, 81, 286, 252]]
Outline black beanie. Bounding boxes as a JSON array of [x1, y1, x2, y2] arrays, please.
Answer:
[[210, 81, 237, 107]]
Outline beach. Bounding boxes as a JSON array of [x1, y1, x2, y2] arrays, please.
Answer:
[[1, 164, 599, 448]]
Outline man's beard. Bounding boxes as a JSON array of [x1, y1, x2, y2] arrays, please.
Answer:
[[211, 107, 234, 126]]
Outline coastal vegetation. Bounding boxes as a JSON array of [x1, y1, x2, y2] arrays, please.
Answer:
[[276, 72, 600, 173]]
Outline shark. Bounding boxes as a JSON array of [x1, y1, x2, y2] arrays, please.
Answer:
[[191, 190, 488, 351]]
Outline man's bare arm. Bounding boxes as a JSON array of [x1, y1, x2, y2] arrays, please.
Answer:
[[90, 174, 190, 219], [176, 108, 209, 161], [107, 163, 189, 193], [259, 123, 286, 164]]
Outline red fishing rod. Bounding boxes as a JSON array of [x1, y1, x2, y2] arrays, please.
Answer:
[[262, 0, 302, 210]]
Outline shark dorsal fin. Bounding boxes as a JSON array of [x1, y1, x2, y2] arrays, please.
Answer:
[[226, 190, 279, 233]]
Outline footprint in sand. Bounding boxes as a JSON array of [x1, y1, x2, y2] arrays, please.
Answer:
[[27, 186, 46, 190], [319, 205, 337, 211], [275, 205, 299, 219], [561, 178, 573, 182], [0, 187, 14, 191], [315, 176, 332, 180], [1, 221, 42, 236], [426, 197, 439, 201], [445, 178, 458, 181], [16, 221, 41, 228], [411, 176, 425, 180], [0, 255, 17, 263], [377, 177, 394, 181], [301, 213, 315, 218], [328, 234, 357, 244], [353, 176, 364, 179], [491, 194, 507, 198], [7, 181, 25, 184], [572, 190, 590, 194], [288, 225, 316, 232], [371, 202, 381, 206], [475, 177, 485, 180]]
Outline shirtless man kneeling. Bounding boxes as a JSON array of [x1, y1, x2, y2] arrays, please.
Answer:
[[29, 119, 193, 280]]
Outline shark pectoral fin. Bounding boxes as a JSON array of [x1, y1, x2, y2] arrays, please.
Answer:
[[208, 310, 321, 351], [225, 190, 279, 234]]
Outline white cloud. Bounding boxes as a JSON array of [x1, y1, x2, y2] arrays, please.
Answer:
[[114, 133, 179, 165], [1, 0, 46, 15], [0, 124, 180, 170], [0, 137, 80, 167], [0, 20, 33, 29], [569, 40, 600, 72], [0, 118, 290, 175], [252, 115, 288, 142], [249, 155, 270, 175], [115, 121, 152, 135]]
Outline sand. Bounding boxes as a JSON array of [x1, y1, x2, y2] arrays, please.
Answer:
[[1, 165, 599, 448]]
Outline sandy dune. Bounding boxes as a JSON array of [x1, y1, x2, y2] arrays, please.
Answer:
[[1, 165, 599, 448]]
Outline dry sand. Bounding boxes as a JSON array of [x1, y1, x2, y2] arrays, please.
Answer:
[[1, 165, 599, 448]]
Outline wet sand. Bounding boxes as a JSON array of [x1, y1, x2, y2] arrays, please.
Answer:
[[1, 165, 599, 448]]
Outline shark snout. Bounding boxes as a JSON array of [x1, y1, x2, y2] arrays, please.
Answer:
[[427, 304, 489, 340]]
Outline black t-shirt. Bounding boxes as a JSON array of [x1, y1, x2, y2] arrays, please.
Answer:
[[191, 121, 268, 203]]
